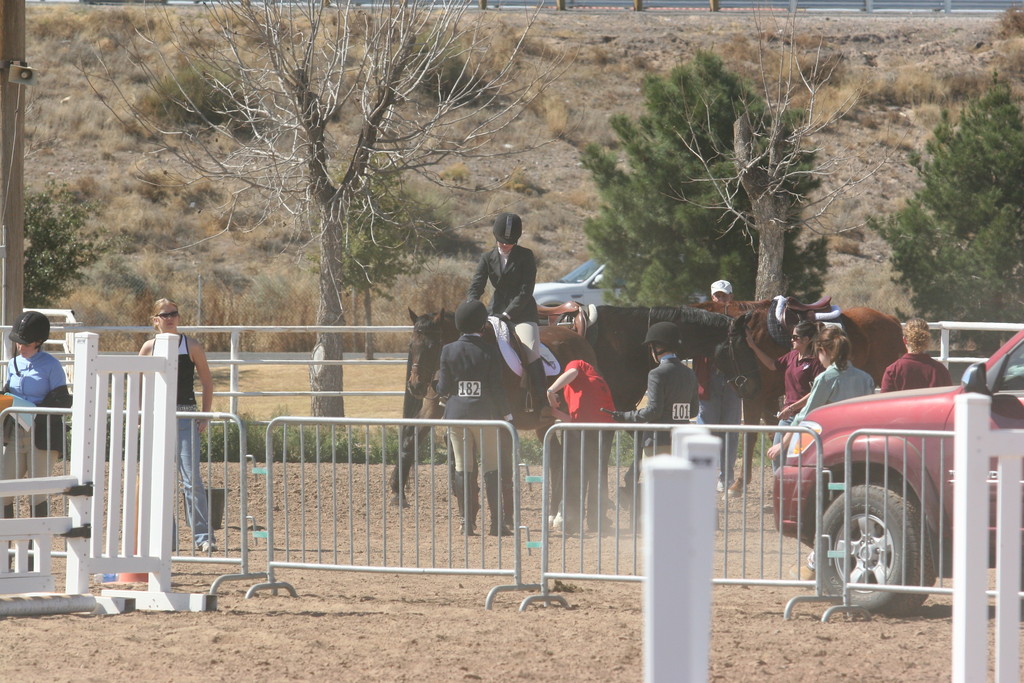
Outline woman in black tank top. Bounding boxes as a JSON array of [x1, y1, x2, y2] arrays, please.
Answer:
[[140, 298, 217, 553]]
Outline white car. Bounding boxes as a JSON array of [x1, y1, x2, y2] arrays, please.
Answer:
[[533, 260, 614, 307]]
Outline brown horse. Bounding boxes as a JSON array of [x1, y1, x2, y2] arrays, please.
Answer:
[[693, 299, 906, 485], [390, 309, 597, 507]]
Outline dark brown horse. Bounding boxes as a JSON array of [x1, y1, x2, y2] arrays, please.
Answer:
[[693, 299, 906, 485], [390, 309, 597, 507], [588, 305, 760, 411]]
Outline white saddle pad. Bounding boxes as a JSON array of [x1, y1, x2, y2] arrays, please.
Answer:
[[488, 316, 561, 377]]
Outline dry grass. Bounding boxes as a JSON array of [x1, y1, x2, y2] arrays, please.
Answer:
[[998, 6, 1024, 37], [215, 360, 407, 420], [21, 7, 1010, 332], [824, 259, 914, 315]]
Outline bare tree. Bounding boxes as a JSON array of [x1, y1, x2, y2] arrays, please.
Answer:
[[681, 12, 883, 300], [89, 1, 559, 415]]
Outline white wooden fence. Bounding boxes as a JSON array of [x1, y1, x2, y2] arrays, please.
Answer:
[[951, 393, 1023, 683], [1, 332, 213, 615]]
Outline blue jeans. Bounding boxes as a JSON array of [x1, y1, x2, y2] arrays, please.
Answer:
[[177, 414, 213, 547], [772, 417, 794, 472], [697, 371, 741, 487]]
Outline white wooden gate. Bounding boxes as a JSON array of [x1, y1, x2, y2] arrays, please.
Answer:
[[0, 333, 213, 614]]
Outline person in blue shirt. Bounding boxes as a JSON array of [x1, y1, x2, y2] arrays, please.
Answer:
[[2, 311, 70, 519]]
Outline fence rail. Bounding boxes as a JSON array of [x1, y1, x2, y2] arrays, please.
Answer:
[[148, 0, 1024, 12], [3, 319, 1019, 419]]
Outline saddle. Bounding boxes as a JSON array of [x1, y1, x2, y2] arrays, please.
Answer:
[[767, 295, 843, 346], [536, 301, 599, 340], [486, 317, 561, 378]]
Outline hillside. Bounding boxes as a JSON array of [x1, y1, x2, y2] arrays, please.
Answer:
[[20, 5, 1019, 335]]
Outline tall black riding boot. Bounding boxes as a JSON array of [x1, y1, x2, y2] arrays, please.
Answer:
[[526, 359, 549, 416], [497, 435, 516, 531], [3, 503, 13, 519], [483, 470, 512, 537], [33, 501, 49, 518], [451, 470, 479, 536]]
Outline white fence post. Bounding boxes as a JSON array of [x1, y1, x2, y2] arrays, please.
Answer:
[[950, 392, 1024, 682], [643, 426, 718, 683], [952, 393, 990, 682], [145, 333, 178, 592]]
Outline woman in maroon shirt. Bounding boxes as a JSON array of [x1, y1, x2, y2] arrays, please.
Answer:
[[881, 318, 952, 392], [747, 320, 825, 470], [546, 360, 615, 534]]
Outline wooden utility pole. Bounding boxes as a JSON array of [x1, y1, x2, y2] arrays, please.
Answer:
[[0, 2, 26, 326]]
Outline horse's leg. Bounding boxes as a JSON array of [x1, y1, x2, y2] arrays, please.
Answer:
[[738, 398, 757, 487], [390, 424, 424, 508]]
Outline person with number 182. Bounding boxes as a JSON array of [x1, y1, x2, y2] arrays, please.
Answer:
[[436, 300, 514, 537]]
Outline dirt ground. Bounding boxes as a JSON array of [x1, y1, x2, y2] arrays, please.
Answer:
[[2, 455, 1020, 682]]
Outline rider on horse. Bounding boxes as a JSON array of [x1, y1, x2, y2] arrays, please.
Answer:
[[467, 213, 548, 417]]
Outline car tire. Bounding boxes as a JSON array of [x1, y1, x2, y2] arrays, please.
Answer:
[[820, 484, 935, 616]]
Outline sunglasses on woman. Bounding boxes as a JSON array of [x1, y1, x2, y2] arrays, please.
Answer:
[[156, 311, 180, 319]]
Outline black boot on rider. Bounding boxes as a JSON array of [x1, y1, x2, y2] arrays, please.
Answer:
[[451, 470, 479, 536], [483, 470, 512, 537], [33, 501, 49, 518], [526, 359, 550, 416]]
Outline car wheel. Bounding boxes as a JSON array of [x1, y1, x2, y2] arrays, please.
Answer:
[[820, 484, 936, 616]]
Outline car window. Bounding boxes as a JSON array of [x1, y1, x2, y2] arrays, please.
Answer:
[[995, 340, 1024, 392], [558, 260, 601, 284]]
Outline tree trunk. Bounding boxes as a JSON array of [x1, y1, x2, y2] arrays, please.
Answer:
[[751, 203, 787, 300], [363, 292, 374, 360], [310, 220, 346, 417], [733, 112, 791, 300]]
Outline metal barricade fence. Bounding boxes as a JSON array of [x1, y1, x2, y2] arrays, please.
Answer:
[[1, 406, 257, 594], [247, 417, 534, 607], [521, 422, 824, 611], [175, 411, 262, 594], [804, 427, 957, 622]]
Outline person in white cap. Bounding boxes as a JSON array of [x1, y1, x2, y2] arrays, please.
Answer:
[[710, 280, 733, 303], [696, 279, 741, 493]]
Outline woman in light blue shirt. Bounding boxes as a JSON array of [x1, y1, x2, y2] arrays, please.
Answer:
[[767, 326, 874, 464], [3, 311, 70, 519]]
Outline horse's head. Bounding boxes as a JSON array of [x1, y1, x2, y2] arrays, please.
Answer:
[[714, 312, 762, 401], [407, 309, 449, 400]]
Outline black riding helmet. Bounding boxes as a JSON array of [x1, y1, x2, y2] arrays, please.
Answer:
[[643, 321, 680, 352], [455, 300, 488, 334], [9, 311, 51, 346], [492, 213, 522, 244]]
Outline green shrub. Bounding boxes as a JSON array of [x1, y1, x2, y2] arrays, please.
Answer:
[[138, 62, 241, 131]]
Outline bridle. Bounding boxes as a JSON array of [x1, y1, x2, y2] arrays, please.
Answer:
[[407, 321, 443, 400]]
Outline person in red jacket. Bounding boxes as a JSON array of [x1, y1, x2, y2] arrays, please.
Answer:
[[546, 359, 615, 534], [881, 318, 952, 392]]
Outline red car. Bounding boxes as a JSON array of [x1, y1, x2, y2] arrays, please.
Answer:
[[774, 328, 1024, 615]]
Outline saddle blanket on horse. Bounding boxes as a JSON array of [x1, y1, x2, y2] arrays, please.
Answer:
[[488, 317, 561, 377], [768, 294, 844, 346]]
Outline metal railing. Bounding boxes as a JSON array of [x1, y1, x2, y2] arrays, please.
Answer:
[[246, 416, 535, 607], [0, 319, 1019, 417], [520, 422, 824, 610]]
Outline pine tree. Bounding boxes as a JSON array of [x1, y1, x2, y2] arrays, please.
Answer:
[[878, 80, 1024, 322], [581, 52, 825, 305]]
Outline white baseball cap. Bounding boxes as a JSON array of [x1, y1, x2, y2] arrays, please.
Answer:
[[710, 280, 733, 296]]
